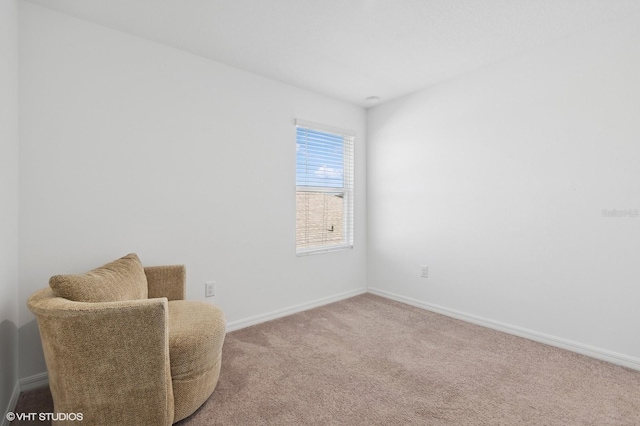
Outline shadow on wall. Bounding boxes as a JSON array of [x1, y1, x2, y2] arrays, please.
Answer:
[[18, 319, 46, 380], [0, 320, 18, 414]]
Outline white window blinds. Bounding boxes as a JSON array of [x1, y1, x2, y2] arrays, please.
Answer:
[[295, 119, 354, 254]]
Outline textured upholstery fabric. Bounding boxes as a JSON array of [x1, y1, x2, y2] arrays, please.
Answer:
[[28, 257, 226, 425], [28, 289, 173, 426], [49, 253, 148, 302], [146, 265, 186, 301], [168, 301, 226, 421], [172, 356, 222, 422]]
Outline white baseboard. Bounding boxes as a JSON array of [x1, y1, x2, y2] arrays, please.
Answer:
[[2, 372, 49, 426], [226, 288, 367, 332], [368, 287, 640, 371], [2, 381, 20, 426], [18, 372, 49, 393]]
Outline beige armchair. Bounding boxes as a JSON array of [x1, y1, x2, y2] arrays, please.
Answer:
[[27, 254, 226, 425]]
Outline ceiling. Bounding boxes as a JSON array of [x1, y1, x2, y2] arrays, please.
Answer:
[[24, 0, 640, 108]]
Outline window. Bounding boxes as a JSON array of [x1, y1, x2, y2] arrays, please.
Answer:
[[295, 119, 354, 255]]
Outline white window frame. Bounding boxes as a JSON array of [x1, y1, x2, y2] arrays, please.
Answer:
[[295, 119, 355, 256]]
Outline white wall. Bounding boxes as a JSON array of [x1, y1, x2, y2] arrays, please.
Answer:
[[18, 3, 366, 378], [0, 0, 20, 415], [367, 15, 640, 363]]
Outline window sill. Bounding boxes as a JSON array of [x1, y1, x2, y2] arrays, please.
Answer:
[[296, 244, 353, 257]]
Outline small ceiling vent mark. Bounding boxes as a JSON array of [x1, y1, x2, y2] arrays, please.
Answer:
[[366, 96, 381, 105]]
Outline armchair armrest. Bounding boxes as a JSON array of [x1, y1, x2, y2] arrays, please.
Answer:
[[28, 289, 174, 425], [145, 265, 186, 301]]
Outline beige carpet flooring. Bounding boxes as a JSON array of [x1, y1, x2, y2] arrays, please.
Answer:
[[12, 293, 640, 425]]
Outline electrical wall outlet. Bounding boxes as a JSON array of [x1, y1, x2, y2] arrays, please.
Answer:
[[205, 281, 216, 297], [420, 265, 428, 278]]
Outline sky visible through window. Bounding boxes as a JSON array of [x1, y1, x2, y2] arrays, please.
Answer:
[[296, 127, 344, 188]]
